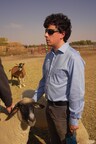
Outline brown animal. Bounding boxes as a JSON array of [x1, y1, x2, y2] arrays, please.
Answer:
[[9, 63, 26, 88]]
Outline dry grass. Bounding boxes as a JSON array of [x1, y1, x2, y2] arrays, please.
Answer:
[[1, 50, 96, 143], [81, 51, 96, 142]]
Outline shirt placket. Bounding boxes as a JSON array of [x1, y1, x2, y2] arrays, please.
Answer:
[[45, 53, 57, 99], [49, 53, 57, 75], [45, 53, 57, 87]]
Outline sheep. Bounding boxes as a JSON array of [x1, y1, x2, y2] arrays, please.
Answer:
[[0, 98, 45, 144], [9, 63, 26, 88], [30, 96, 95, 144], [76, 120, 95, 144], [11, 90, 95, 144]]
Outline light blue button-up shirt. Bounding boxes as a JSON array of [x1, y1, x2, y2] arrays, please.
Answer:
[[33, 42, 85, 126]]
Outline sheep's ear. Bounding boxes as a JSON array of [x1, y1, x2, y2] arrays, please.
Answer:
[[5, 104, 19, 121], [32, 102, 45, 109]]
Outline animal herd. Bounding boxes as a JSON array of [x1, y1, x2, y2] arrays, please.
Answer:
[[0, 63, 95, 144]]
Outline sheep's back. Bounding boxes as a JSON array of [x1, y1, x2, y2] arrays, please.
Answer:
[[76, 120, 90, 144], [0, 108, 30, 144]]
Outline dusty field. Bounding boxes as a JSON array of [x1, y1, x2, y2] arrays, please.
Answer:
[[81, 50, 96, 142], [1, 49, 96, 144]]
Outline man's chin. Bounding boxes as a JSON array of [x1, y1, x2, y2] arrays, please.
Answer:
[[46, 42, 51, 46]]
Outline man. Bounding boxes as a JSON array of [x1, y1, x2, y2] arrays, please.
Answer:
[[0, 58, 13, 113], [33, 13, 85, 144]]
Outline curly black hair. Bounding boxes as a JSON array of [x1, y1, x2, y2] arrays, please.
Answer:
[[43, 13, 72, 42]]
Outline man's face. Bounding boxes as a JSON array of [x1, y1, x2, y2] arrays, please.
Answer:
[[44, 25, 65, 49]]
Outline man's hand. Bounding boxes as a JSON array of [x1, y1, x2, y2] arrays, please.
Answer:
[[6, 104, 14, 113], [70, 125, 79, 133]]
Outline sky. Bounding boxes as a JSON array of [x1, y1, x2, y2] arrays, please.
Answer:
[[0, 0, 96, 45]]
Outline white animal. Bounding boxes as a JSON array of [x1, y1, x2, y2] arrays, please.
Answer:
[[33, 97, 95, 144], [76, 120, 95, 144], [0, 98, 44, 144]]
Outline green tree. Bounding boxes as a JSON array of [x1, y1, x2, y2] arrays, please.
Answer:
[[0, 37, 8, 46]]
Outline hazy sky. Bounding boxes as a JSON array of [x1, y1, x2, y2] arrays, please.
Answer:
[[0, 0, 96, 45]]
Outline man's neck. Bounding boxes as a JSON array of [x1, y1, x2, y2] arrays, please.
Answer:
[[53, 41, 65, 52]]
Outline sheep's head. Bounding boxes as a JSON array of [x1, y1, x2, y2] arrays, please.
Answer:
[[5, 98, 45, 127]]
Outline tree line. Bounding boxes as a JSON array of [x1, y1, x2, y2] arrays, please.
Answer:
[[0, 37, 96, 47], [0, 38, 8, 46], [70, 40, 96, 45]]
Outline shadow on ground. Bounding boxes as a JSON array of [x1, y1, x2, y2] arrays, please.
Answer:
[[27, 127, 50, 144]]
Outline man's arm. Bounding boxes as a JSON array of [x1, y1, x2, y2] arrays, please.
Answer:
[[0, 59, 13, 112], [69, 54, 85, 130]]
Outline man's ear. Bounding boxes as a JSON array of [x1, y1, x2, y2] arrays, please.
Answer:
[[60, 31, 65, 40]]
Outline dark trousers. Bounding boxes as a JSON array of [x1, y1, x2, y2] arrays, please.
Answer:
[[46, 103, 70, 144]]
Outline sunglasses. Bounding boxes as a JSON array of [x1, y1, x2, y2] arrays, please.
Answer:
[[45, 29, 59, 35]]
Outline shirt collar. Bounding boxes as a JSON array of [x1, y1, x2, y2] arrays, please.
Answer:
[[58, 42, 69, 53], [51, 42, 69, 54]]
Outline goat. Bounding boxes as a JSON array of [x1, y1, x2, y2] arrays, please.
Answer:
[[0, 98, 45, 144], [9, 63, 26, 88]]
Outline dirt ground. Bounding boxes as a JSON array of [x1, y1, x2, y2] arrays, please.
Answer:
[[81, 50, 96, 142], [1, 49, 96, 144]]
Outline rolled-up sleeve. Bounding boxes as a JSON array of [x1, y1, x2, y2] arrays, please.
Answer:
[[69, 55, 85, 126]]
